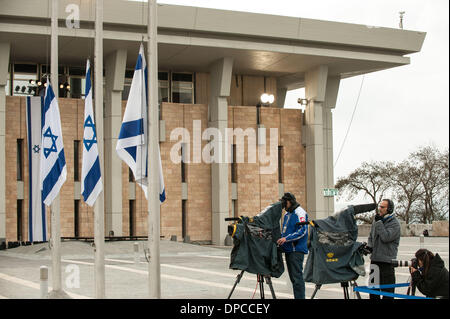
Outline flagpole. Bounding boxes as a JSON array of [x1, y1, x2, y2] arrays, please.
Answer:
[[50, 0, 62, 293], [147, 0, 161, 299], [94, 0, 105, 299]]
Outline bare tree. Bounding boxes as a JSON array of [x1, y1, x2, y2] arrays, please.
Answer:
[[388, 160, 423, 224], [335, 161, 391, 223], [335, 146, 449, 225], [410, 146, 449, 223]]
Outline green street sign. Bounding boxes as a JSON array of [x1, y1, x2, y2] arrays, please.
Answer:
[[323, 188, 338, 197]]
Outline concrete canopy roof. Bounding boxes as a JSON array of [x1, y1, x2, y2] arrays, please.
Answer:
[[0, 0, 426, 89]]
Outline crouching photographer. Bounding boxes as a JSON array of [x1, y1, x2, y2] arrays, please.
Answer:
[[410, 249, 449, 299]]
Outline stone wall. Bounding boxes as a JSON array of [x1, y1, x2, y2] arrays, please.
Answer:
[[358, 220, 449, 237], [4, 97, 306, 243]]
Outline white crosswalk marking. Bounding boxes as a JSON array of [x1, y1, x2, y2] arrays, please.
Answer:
[[0, 271, 90, 299]]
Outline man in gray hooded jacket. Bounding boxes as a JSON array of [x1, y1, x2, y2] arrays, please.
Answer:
[[367, 199, 401, 299]]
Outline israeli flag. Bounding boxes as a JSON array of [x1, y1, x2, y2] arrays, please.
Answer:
[[116, 44, 165, 203], [157, 146, 166, 203], [81, 59, 102, 206], [26, 96, 47, 242], [40, 80, 67, 206]]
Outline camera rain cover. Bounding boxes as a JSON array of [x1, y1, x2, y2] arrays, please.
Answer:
[[229, 202, 284, 278], [304, 205, 366, 285]]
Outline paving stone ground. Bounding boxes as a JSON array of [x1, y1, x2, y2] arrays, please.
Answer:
[[0, 236, 447, 299]]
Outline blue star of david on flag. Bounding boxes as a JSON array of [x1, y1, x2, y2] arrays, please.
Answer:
[[33, 145, 41, 153], [81, 59, 102, 206], [43, 127, 58, 158], [83, 115, 97, 151], [116, 44, 165, 203], [40, 80, 67, 206]]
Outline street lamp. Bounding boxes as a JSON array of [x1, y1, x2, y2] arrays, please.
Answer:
[[260, 93, 275, 105], [297, 98, 310, 113]]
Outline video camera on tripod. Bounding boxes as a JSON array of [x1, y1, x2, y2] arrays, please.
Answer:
[[300, 203, 377, 299], [225, 202, 284, 299], [226, 202, 284, 278]]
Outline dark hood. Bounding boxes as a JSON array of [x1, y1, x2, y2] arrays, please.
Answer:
[[430, 253, 445, 269], [287, 202, 299, 213]]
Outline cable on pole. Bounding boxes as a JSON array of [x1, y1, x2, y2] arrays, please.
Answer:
[[334, 75, 365, 168]]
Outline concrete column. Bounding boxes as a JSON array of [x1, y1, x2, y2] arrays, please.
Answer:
[[209, 57, 233, 246], [323, 76, 340, 215], [304, 65, 328, 220], [0, 43, 10, 245], [276, 86, 287, 108], [104, 49, 127, 236]]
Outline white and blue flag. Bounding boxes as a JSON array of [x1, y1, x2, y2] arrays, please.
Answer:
[[40, 80, 67, 206], [26, 96, 47, 242], [116, 44, 165, 202], [81, 59, 102, 206]]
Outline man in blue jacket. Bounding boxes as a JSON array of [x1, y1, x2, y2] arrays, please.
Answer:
[[277, 192, 308, 299]]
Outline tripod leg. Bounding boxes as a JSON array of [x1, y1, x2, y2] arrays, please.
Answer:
[[264, 276, 277, 299], [258, 275, 265, 299], [341, 282, 349, 299], [351, 281, 362, 299], [227, 270, 244, 299], [310, 284, 321, 299]]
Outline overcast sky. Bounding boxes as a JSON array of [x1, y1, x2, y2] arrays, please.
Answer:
[[134, 0, 449, 206]]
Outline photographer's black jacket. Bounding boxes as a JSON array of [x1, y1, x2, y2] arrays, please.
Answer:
[[412, 253, 449, 298]]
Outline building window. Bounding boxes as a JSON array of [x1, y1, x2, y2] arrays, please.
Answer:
[[231, 144, 237, 183], [13, 64, 38, 97], [172, 72, 194, 104], [232, 199, 238, 218], [6, 66, 11, 96], [182, 200, 187, 239], [17, 200, 23, 241], [278, 146, 284, 183], [256, 104, 261, 125], [122, 70, 193, 104], [158, 71, 169, 104], [129, 200, 135, 237], [74, 140, 80, 181], [74, 200, 80, 238], [40, 65, 65, 76], [181, 143, 187, 183], [37, 65, 67, 97], [129, 168, 135, 182], [122, 83, 131, 101], [17, 139, 24, 181], [122, 69, 134, 101], [69, 77, 85, 99]]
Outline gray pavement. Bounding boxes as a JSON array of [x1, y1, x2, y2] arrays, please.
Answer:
[[0, 236, 448, 299]]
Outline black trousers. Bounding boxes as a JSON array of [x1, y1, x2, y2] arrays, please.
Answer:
[[369, 261, 396, 299]]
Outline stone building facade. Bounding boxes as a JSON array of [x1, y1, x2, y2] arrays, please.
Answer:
[[4, 74, 305, 243], [0, 0, 425, 246]]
